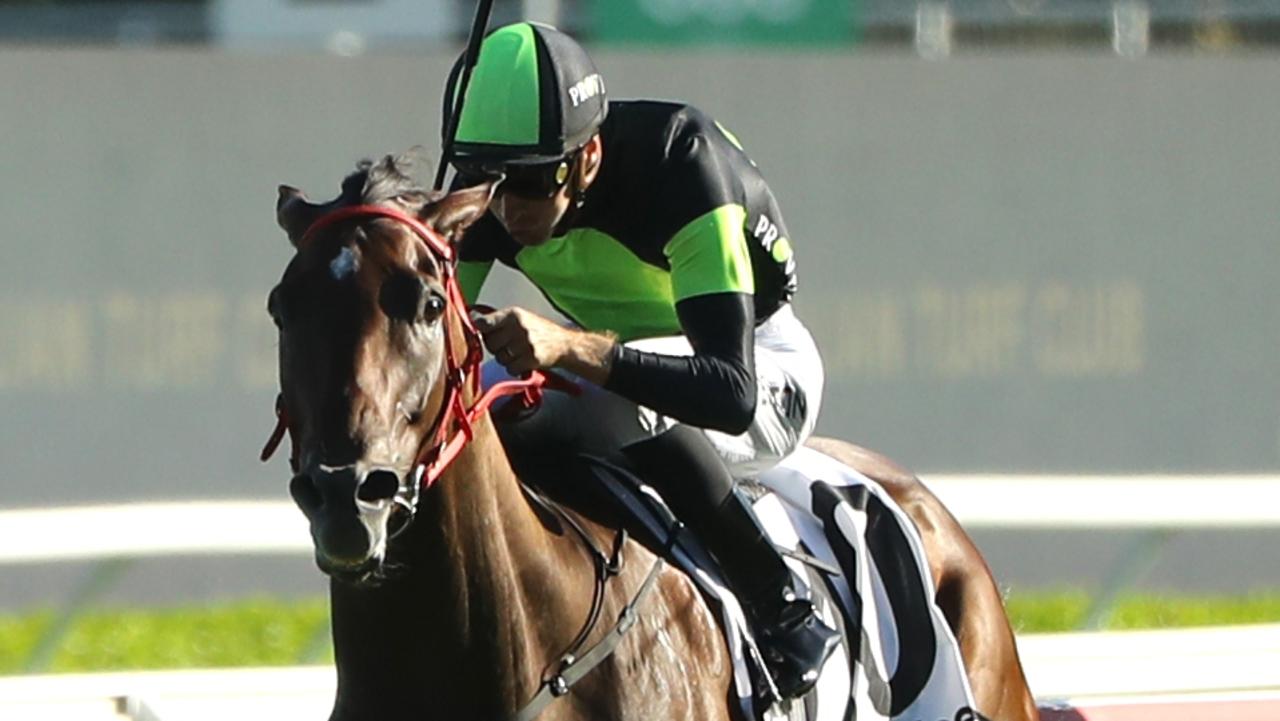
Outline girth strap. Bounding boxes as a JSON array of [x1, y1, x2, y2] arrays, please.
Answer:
[[508, 482, 682, 721], [512, 558, 665, 721], [510, 550, 667, 721]]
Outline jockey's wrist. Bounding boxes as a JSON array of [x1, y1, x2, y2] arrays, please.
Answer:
[[555, 329, 617, 385]]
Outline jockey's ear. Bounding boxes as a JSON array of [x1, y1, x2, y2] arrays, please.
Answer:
[[580, 133, 604, 187], [424, 182, 496, 242], [277, 185, 324, 247]]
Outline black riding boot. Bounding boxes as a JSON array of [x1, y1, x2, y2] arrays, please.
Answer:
[[707, 490, 842, 700], [623, 428, 840, 700]]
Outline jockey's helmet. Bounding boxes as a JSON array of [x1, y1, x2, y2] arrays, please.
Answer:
[[442, 22, 607, 168]]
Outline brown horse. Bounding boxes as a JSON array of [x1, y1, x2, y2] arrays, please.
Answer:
[[267, 154, 1036, 721]]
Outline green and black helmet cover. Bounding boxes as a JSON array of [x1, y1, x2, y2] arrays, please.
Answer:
[[443, 22, 607, 165]]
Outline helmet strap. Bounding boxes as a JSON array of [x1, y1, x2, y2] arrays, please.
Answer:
[[569, 153, 588, 209]]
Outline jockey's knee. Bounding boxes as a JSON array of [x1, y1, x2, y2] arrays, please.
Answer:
[[622, 426, 735, 527]]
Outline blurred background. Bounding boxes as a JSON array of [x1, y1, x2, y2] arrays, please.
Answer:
[[1, 0, 1278, 675]]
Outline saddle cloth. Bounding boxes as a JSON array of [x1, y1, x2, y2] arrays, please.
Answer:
[[591, 446, 978, 721]]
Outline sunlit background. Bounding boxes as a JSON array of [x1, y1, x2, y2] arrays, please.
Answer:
[[2, 0, 1279, 687]]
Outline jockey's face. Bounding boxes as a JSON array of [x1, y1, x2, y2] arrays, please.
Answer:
[[490, 134, 602, 247]]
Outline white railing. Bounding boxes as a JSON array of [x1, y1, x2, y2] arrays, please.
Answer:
[[0, 501, 309, 564], [925, 474, 1280, 529]]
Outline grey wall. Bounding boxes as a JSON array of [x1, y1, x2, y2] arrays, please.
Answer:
[[2, 48, 1278, 507]]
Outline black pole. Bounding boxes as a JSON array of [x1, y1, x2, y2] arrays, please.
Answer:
[[434, 0, 497, 192]]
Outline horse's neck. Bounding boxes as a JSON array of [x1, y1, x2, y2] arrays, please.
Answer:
[[401, 413, 583, 712], [426, 413, 551, 600]]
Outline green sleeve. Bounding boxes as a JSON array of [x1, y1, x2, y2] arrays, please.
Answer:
[[663, 204, 755, 302], [457, 260, 494, 305]]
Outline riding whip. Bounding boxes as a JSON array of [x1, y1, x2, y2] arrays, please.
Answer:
[[434, 0, 497, 191]]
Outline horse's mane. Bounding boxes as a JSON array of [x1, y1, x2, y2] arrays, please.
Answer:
[[277, 149, 457, 249], [340, 149, 444, 207]]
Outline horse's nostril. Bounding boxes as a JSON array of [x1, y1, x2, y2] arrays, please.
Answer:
[[290, 474, 324, 514], [357, 470, 400, 504]]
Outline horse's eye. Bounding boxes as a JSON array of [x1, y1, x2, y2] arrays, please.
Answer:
[[423, 293, 447, 322], [381, 273, 444, 323]]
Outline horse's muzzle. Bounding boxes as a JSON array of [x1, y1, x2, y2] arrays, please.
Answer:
[[290, 466, 400, 575]]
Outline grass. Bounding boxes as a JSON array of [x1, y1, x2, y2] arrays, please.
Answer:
[[0, 598, 330, 675], [3, 591, 1280, 674], [1005, 589, 1280, 633]]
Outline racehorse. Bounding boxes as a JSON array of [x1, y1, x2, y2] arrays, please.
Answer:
[[265, 153, 1037, 721]]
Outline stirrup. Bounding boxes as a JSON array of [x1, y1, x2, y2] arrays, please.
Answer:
[[755, 598, 841, 699]]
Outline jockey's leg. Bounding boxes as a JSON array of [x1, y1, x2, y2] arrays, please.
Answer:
[[622, 425, 840, 699]]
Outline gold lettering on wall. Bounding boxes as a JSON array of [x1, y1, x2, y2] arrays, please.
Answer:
[[0, 299, 91, 390], [816, 292, 906, 378], [1032, 281, 1144, 376], [914, 282, 1026, 378], [101, 292, 228, 389], [0, 280, 1148, 393], [807, 279, 1146, 381]]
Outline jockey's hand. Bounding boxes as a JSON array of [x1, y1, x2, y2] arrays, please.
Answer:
[[474, 307, 568, 374], [473, 307, 616, 384]]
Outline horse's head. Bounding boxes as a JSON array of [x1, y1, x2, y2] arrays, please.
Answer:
[[270, 153, 493, 582]]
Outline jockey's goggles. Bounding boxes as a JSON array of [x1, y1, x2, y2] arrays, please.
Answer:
[[453, 147, 582, 200]]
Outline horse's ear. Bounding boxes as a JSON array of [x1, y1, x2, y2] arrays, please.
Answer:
[[277, 185, 323, 246], [423, 183, 496, 242]]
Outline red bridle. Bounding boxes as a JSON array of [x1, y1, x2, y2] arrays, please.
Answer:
[[259, 203, 575, 491]]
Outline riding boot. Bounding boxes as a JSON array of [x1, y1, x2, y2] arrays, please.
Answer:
[[703, 490, 842, 700]]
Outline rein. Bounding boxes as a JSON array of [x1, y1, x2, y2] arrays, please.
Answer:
[[258, 203, 574, 491]]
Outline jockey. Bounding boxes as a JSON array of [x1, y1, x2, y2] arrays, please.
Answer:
[[444, 22, 839, 699]]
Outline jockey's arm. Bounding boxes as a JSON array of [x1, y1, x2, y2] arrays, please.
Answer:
[[604, 291, 756, 434], [471, 294, 757, 436]]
